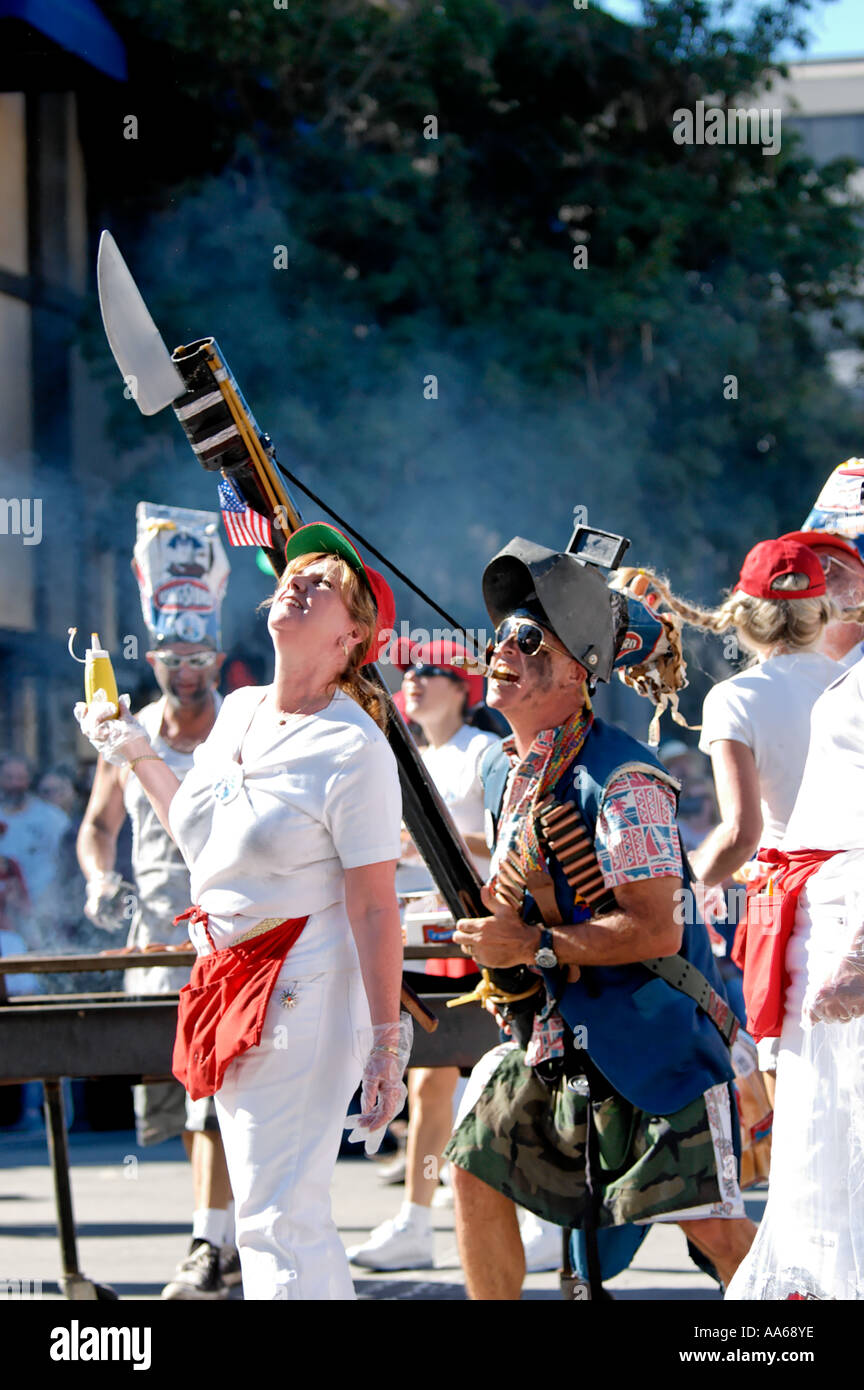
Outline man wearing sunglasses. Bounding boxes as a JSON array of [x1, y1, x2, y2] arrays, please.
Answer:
[[77, 503, 236, 1299], [794, 457, 864, 668], [445, 536, 756, 1299], [780, 530, 864, 667]]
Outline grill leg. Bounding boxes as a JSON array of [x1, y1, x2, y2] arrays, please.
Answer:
[[43, 1080, 117, 1300]]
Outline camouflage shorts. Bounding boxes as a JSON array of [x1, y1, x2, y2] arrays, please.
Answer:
[[444, 1046, 727, 1228]]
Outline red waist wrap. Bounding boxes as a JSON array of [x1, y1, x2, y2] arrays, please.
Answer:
[[171, 907, 308, 1100], [732, 847, 839, 1042]]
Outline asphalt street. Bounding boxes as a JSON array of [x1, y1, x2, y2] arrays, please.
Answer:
[[0, 1127, 767, 1301]]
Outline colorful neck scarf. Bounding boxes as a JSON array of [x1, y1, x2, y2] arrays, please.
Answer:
[[496, 704, 593, 879]]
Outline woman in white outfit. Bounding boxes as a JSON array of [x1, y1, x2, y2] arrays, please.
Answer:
[[75, 523, 410, 1300], [726, 652, 864, 1299], [630, 538, 839, 1091]]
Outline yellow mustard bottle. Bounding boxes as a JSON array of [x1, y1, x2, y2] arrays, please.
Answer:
[[85, 632, 119, 713], [69, 628, 119, 717]]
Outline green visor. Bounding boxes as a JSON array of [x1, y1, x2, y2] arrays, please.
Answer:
[[283, 522, 365, 579]]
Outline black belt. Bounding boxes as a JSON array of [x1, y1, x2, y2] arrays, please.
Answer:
[[642, 954, 739, 1045]]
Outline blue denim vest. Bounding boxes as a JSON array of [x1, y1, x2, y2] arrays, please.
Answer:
[[482, 718, 734, 1115]]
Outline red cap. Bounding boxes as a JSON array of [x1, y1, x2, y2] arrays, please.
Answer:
[[283, 522, 396, 663], [358, 566, 396, 663], [779, 529, 864, 576], [734, 538, 826, 600], [391, 687, 409, 721], [401, 639, 485, 708]]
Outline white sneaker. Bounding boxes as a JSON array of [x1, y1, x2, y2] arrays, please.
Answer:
[[520, 1210, 563, 1273], [346, 1218, 434, 1271], [376, 1154, 407, 1185], [431, 1184, 453, 1209]]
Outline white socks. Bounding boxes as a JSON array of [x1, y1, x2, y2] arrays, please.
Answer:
[[397, 1200, 431, 1233], [192, 1207, 229, 1248]]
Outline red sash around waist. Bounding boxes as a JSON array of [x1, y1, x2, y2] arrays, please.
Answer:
[[171, 907, 308, 1100], [732, 847, 839, 1042]]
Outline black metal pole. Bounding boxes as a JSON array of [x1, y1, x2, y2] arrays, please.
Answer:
[[42, 1080, 80, 1284], [582, 1094, 605, 1300]]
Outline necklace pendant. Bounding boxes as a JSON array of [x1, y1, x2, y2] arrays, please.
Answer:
[[213, 762, 244, 805]]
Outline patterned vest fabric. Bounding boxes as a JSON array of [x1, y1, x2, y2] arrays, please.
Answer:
[[481, 717, 734, 1115]]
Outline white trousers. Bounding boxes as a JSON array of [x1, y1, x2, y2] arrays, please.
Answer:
[[215, 962, 370, 1300], [727, 852, 864, 1300]]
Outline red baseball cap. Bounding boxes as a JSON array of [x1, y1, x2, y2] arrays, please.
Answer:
[[401, 639, 485, 708], [283, 523, 396, 663], [780, 529, 864, 576], [734, 538, 826, 600]]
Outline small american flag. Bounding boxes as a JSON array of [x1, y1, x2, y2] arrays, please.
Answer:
[[218, 479, 273, 548]]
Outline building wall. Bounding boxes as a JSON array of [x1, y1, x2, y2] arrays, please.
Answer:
[[0, 93, 35, 638], [0, 87, 100, 766], [771, 58, 864, 165], [766, 60, 864, 393]]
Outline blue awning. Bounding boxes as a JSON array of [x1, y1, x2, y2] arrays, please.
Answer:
[[0, 0, 127, 81]]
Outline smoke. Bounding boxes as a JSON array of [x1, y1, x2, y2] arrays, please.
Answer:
[[100, 176, 693, 704], [73, 163, 851, 753]]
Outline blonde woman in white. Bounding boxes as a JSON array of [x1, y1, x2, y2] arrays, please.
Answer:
[[626, 538, 839, 1091]]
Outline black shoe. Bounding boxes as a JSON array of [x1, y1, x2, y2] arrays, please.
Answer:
[[161, 1240, 227, 1300], [219, 1244, 242, 1289]]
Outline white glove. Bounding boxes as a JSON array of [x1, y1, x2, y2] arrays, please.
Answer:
[[73, 691, 150, 767], [84, 871, 136, 931], [808, 948, 864, 1024], [343, 1015, 413, 1156]]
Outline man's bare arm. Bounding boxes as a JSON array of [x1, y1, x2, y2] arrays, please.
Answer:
[[76, 757, 127, 881], [453, 875, 684, 969], [538, 875, 684, 965], [690, 740, 762, 886]]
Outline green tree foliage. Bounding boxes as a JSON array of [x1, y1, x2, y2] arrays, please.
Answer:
[[90, 0, 863, 717]]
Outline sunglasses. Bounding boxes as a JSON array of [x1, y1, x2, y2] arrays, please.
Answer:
[[149, 651, 219, 669], [487, 616, 568, 660], [405, 663, 466, 685], [819, 552, 864, 581]]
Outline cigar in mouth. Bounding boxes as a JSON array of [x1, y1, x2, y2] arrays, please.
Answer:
[[450, 653, 518, 682]]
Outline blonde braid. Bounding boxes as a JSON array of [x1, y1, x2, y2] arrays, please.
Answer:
[[614, 567, 735, 634]]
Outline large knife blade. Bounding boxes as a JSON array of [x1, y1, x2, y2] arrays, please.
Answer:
[[97, 230, 187, 416]]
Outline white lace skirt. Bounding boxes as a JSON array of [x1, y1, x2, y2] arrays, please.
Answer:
[[726, 850, 864, 1300]]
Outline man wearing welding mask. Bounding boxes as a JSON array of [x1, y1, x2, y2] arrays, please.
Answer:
[[446, 534, 757, 1299]]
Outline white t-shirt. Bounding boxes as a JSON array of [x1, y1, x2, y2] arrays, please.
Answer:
[[784, 655, 864, 851], [396, 724, 499, 892], [0, 797, 70, 904], [422, 725, 500, 876], [698, 652, 840, 848], [169, 686, 402, 966]]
